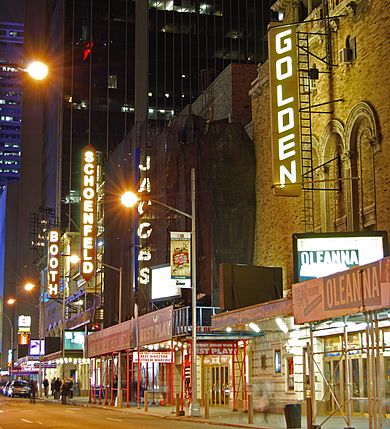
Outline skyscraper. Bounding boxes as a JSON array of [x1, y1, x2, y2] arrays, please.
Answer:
[[34, 0, 270, 335], [0, 21, 24, 192]]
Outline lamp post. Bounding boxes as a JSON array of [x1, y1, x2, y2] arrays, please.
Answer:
[[1, 60, 48, 80], [101, 262, 123, 407], [121, 168, 200, 416], [24, 282, 44, 395], [3, 313, 14, 378], [60, 254, 80, 379]]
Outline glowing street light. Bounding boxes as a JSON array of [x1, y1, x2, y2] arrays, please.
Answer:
[[24, 61, 48, 80], [6, 297, 16, 305], [122, 168, 200, 416], [24, 282, 35, 292]]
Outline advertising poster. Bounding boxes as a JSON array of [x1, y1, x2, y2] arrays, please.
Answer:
[[293, 256, 390, 323], [170, 232, 191, 279]]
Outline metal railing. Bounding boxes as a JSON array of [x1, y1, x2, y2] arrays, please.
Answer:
[[172, 306, 220, 336]]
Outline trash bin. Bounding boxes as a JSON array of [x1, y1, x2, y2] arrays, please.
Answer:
[[284, 403, 301, 428]]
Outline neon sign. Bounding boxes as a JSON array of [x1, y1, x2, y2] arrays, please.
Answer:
[[138, 156, 152, 287], [268, 24, 301, 196], [80, 145, 96, 281], [47, 228, 60, 298]]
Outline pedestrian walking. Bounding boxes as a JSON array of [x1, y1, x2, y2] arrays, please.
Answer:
[[54, 377, 61, 400], [258, 390, 270, 423], [43, 378, 49, 398], [51, 377, 56, 396], [29, 380, 37, 403], [60, 379, 69, 404], [68, 377, 74, 399]]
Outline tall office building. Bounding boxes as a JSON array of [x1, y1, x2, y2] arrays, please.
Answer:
[[35, 0, 270, 332], [42, 0, 269, 228], [0, 22, 24, 193]]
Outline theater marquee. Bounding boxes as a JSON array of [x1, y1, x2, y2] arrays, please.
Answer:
[[292, 257, 390, 324], [47, 228, 60, 298], [80, 145, 97, 282], [268, 24, 301, 196]]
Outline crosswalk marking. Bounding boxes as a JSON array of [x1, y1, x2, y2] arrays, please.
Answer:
[[106, 417, 122, 422]]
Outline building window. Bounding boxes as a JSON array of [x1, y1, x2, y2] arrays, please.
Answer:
[[261, 355, 267, 370], [108, 74, 117, 89], [286, 356, 294, 391], [274, 349, 281, 373]]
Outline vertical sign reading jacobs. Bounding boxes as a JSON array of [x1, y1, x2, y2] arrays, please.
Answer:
[[268, 24, 301, 196], [47, 228, 60, 298], [80, 145, 97, 282]]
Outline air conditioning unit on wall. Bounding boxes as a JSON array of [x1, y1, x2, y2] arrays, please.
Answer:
[[339, 48, 352, 64]]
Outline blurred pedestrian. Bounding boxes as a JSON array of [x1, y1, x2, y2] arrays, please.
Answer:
[[68, 377, 74, 399], [54, 377, 61, 400], [43, 378, 49, 398], [51, 377, 55, 396], [258, 390, 270, 423], [60, 379, 69, 404], [29, 380, 37, 403]]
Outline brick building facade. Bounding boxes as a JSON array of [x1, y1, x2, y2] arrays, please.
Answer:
[[251, 0, 390, 289]]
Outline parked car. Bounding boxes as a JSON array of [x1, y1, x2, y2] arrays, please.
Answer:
[[0, 380, 10, 395], [6, 380, 31, 398]]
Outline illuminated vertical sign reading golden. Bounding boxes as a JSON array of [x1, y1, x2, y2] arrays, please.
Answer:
[[80, 144, 97, 281], [47, 228, 60, 298], [268, 24, 301, 196]]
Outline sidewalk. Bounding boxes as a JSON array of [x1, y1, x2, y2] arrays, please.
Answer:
[[42, 395, 386, 429]]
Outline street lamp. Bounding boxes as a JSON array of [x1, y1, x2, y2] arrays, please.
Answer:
[[22, 282, 45, 395], [60, 254, 80, 378], [121, 168, 200, 416], [100, 262, 123, 407], [1, 60, 48, 80], [3, 313, 14, 378]]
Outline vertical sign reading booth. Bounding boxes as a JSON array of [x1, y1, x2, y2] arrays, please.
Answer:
[[47, 228, 60, 298], [80, 144, 97, 282], [268, 24, 301, 196]]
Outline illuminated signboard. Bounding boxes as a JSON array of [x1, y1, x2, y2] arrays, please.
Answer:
[[137, 155, 152, 288], [47, 228, 60, 298], [293, 231, 388, 283], [268, 23, 301, 196], [18, 315, 31, 332], [133, 351, 173, 363], [80, 144, 97, 282], [64, 331, 85, 351], [151, 265, 184, 301], [29, 339, 45, 356]]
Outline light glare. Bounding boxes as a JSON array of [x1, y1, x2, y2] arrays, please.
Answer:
[[24, 282, 35, 292], [121, 191, 139, 208], [25, 61, 48, 80]]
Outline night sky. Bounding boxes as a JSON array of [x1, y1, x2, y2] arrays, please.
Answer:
[[0, 0, 25, 22]]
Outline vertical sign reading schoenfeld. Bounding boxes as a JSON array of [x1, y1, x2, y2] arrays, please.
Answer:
[[80, 145, 97, 282], [268, 24, 301, 196], [48, 228, 60, 298]]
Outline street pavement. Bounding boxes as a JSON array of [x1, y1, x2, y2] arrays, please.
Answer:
[[33, 395, 388, 429]]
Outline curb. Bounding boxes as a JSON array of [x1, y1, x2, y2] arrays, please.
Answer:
[[39, 398, 270, 429]]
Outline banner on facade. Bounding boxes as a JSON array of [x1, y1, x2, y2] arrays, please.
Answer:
[[138, 305, 173, 347], [133, 351, 172, 363], [170, 232, 191, 279], [197, 341, 238, 355], [86, 319, 135, 357], [268, 23, 301, 196], [293, 256, 390, 324]]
